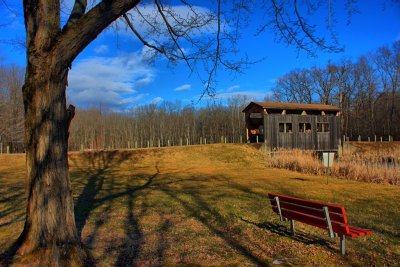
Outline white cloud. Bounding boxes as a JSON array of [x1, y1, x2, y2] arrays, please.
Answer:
[[150, 96, 164, 105], [174, 84, 191, 91], [67, 49, 154, 111], [94, 45, 109, 54], [225, 85, 240, 92]]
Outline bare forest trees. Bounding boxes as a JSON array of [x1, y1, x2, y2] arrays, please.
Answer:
[[0, 65, 24, 153], [67, 97, 249, 151], [273, 69, 313, 104], [273, 41, 400, 140], [373, 42, 400, 136]]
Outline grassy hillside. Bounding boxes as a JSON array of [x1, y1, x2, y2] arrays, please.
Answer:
[[0, 144, 399, 266]]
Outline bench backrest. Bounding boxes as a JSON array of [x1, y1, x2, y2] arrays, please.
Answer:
[[268, 193, 350, 236]]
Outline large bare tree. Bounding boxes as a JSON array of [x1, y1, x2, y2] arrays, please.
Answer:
[[11, 0, 347, 265]]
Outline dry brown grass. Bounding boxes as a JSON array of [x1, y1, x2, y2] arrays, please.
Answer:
[[1, 144, 399, 266], [266, 149, 324, 175], [267, 142, 400, 185]]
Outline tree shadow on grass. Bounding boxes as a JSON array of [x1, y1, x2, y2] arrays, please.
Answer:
[[157, 177, 271, 266], [289, 177, 310, 181], [239, 217, 333, 246], [73, 161, 272, 266], [71, 150, 134, 237], [0, 180, 26, 266], [70, 150, 161, 266], [114, 168, 159, 266], [0, 239, 21, 266], [0, 181, 25, 228]]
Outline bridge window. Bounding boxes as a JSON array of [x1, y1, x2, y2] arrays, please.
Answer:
[[317, 123, 330, 132], [279, 123, 292, 133], [299, 123, 312, 133]]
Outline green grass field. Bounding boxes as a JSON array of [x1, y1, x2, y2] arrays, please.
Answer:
[[0, 144, 399, 266]]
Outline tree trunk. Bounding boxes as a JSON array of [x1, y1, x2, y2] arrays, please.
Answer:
[[17, 0, 140, 263], [15, 58, 86, 265]]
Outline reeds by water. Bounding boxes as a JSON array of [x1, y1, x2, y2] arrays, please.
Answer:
[[266, 147, 400, 185]]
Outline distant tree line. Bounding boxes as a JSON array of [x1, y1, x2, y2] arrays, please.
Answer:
[[272, 41, 400, 140], [68, 97, 248, 151], [1, 41, 399, 153]]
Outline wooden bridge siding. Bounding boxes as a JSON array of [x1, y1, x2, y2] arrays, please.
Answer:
[[264, 114, 340, 151]]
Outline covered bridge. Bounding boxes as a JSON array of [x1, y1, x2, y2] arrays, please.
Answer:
[[242, 102, 341, 151]]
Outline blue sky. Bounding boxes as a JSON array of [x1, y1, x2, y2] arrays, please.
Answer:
[[0, 0, 399, 111]]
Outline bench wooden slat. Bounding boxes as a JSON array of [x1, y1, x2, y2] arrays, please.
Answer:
[[270, 201, 348, 224], [348, 225, 372, 236], [272, 207, 351, 235], [268, 193, 345, 214], [329, 225, 371, 237]]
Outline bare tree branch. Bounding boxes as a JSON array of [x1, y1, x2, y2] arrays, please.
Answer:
[[293, 0, 343, 53], [55, 0, 140, 66], [135, 7, 163, 35], [264, 0, 307, 53], [0, 0, 20, 17], [201, 0, 221, 99], [154, 0, 194, 71], [122, 13, 167, 55], [64, 0, 88, 30], [257, 0, 345, 56]]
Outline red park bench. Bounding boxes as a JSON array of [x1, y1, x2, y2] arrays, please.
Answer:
[[268, 193, 372, 255]]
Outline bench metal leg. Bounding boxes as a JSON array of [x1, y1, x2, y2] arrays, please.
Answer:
[[274, 196, 284, 221], [322, 206, 335, 238], [290, 220, 295, 237], [340, 235, 345, 256]]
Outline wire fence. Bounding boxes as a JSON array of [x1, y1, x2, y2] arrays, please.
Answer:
[[0, 134, 396, 154], [0, 141, 25, 154]]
